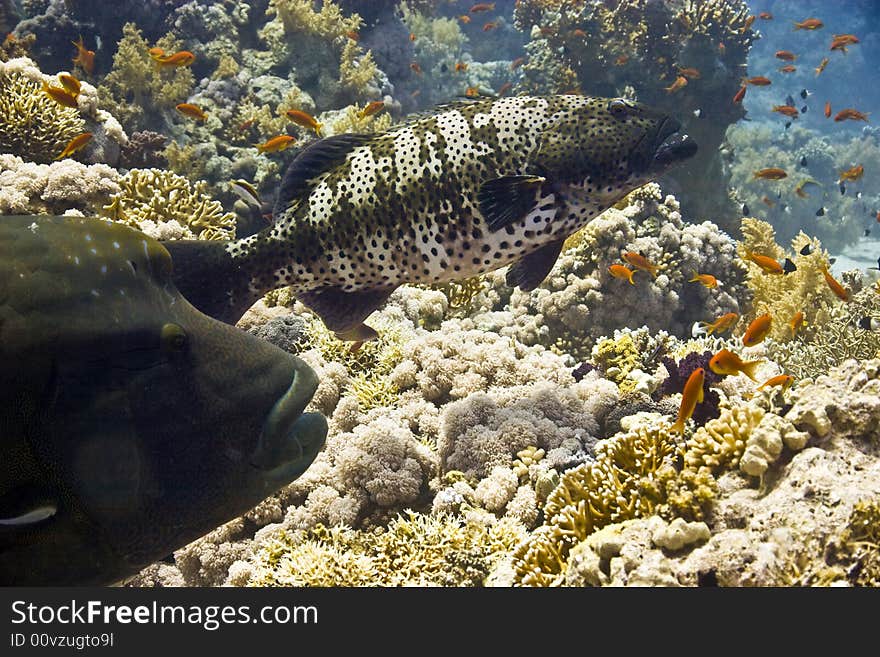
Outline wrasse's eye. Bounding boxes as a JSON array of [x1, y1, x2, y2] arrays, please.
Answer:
[[608, 98, 633, 119], [161, 323, 189, 353]]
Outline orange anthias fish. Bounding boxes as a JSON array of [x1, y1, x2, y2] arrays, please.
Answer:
[[815, 57, 829, 76], [742, 15, 756, 32], [256, 135, 296, 154], [664, 75, 688, 93], [753, 167, 787, 180], [71, 36, 95, 74], [757, 374, 795, 393], [831, 34, 859, 53], [621, 251, 660, 277], [175, 103, 207, 121], [838, 164, 864, 182], [614, 54, 630, 66], [41, 81, 79, 108], [455, 62, 468, 72], [709, 349, 763, 381], [820, 266, 850, 301], [825, 101, 832, 118], [482, 21, 498, 32], [670, 367, 705, 435], [742, 313, 773, 347], [497, 81, 512, 96], [793, 18, 824, 30], [464, 86, 481, 98], [608, 264, 636, 285], [458, 15, 471, 24], [470, 2, 495, 12], [775, 50, 797, 61], [54, 132, 93, 160], [155, 51, 196, 67], [744, 251, 784, 274], [834, 108, 869, 122], [689, 271, 718, 289], [779, 65, 796, 73], [759, 12, 773, 20], [678, 66, 701, 79], [410, 62, 422, 75], [743, 76, 771, 86], [700, 312, 739, 335], [789, 311, 806, 336], [285, 109, 323, 136], [772, 104, 799, 118], [57, 73, 81, 96], [733, 85, 747, 104], [358, 101, 386, 119]]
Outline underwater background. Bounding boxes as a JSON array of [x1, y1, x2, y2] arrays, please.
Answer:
[[2, 0, 880, 586]]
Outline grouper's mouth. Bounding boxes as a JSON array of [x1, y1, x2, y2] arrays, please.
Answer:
[[651, 117, 698, 169]]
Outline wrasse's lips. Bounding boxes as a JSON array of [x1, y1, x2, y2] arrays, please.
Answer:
[[653, 132, 698, 167]]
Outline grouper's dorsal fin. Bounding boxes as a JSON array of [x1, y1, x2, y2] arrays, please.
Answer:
[[273, 133, 374, 216], [505, 238, 565, 292], [478, 175, 546, 232]]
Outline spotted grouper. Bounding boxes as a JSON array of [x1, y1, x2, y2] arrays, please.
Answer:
[[166, 95, 697, 340]]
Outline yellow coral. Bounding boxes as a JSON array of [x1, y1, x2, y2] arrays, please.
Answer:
[[266, 0, 361, 39], [591, 334, 641, 391], [683, 403, 765, 473], [0, 70, 86, 163], [100, 168, 236, 240], [339, 38, 377, 95], [211, 54, 240, 80], [324, 103, 392, 136]]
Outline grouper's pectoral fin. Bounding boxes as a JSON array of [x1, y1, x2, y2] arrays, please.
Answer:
[[477, 175, 546, 232], [297, 286, 397, 342], [505, 238, 565, 292]]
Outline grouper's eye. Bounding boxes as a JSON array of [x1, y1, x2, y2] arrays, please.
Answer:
[[608, 98, 635, 119], [161, 323, 189, 353]]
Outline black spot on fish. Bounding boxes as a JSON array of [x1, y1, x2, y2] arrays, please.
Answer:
[[783, 257, 797, 274], [800, 243, 812, 256]]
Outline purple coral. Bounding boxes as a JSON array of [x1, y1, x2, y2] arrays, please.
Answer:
[[571, 361, 595, 382], [656, 350, 722, 427], [119, 131, 168, 169]]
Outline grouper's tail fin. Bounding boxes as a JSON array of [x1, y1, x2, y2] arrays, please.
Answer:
[[162, 239, 257, 325]]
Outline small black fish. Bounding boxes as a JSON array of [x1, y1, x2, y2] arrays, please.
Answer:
[[742, 202, 750, 215], [784, 121, 791, 129], [800, 105, 808, 114], [785, 94, 795, 106], [858, 316, 880, 331], [865, 228, 871, 237], [840, 181, 846, 195], [799, 155, 807, 167], [783, 257, 797, 274], [869, 256, 880, 271], [440, 63, 448, 72], [816, 207, 826, 216], [800, 88, 809, 99], [800, 243, 812, 256], [829, 257, 836, 265]]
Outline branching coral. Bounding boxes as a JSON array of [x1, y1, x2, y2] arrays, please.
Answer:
[[99, 168, 236, 240], [248, 511, 527, 587]]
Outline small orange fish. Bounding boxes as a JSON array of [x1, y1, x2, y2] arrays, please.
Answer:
[[621, 251, 660, 277], [57, 73, 81, 96], [824, 101, 832, 118], [148, 47, 166, 60], [789, 311, 806, 336], [670, 367, 705, 435], [820, 266, 849, 301], [71, 36, 95, 74], [497, 81, 512, 96], [759, 12, 773, 20], [237, 118, 256, 132], [677, 66, 701, 79], [470, 2, 495, 13], [838, 164, 864, 182], [482, 21, 497, 32], [458, 15, 471, 24], [742, 15, 756, 32], [345, 30, 360, 41], [877, 210, 880, 224], [793, 18, 824, 30], [285, 109, 322, 136], [699, 312, 739, 336], [358, 101, 386, 119], [710, 349, 763, 381], [834, 108, 869, 122], [761, 195, 776, 208], [779, 64, 796, 73], [742, 313, 773, 347], [733, 85, 747, 104], [155, 50, 195, 67], [41, 81, 79, 108], [775, 50, 797, 61], [718, 41, 726, 54], [409, 32, 415, 42], [256, 135, 296, 154], [753, 167, 788, 180], [410, 62, 422, 75], [831, 33, 859, 49], [54, 132, 93, 160], [689, 271, 718, 289], [455, 61, 468, 72], [175, 102, 207, 121], [608, 264, 636, 285], [815, 57, 829, 76], [757, 374, 794, 393], [510, 56, 525, 70], [772, 104, 799, 118], [614, 54, 630, 66], [664, 75, 688, 93], [743, 76, 771, 86], [744, 251, 784, 274], [570, 29, 587, 38], [464, 86, 481, 98]]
